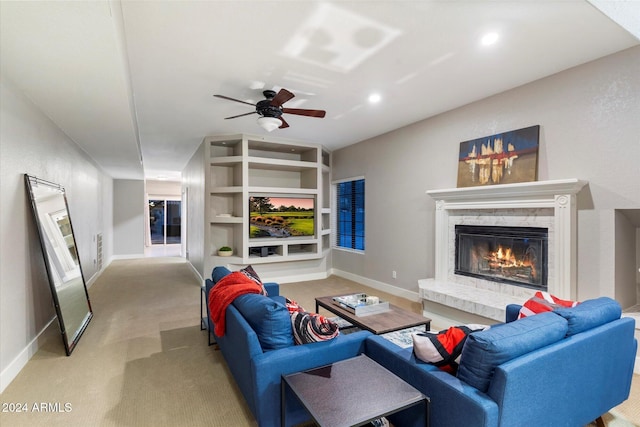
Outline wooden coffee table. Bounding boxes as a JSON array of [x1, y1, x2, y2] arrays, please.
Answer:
[[315, 294, 431, 335]]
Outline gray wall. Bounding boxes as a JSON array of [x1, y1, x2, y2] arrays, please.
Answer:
[[332, 46, 640, 303], [146, 180, 182, 198], [0, 77, 113, 391], [182, 142, 205, 279], [113, 179, 145, 256]]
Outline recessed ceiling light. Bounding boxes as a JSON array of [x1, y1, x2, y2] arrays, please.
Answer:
[[481, 32, 499, 46], [368, 93, 381, 103]]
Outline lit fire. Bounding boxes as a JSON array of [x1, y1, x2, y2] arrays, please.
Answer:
[[486, 245, 537, 279]]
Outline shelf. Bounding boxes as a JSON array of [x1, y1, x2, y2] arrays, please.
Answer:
[[211, 216, 243, 223], [247, 139, 317, 162], [210, 186, 243, 193], [210, 156, 243, 166], [322, 150, 331, 168], [248, 238, 317, 248], [209, 137, 243, 157], [247, 156, 317, 171], [204, 133, 329, 267], [212, 254, 243, 263]]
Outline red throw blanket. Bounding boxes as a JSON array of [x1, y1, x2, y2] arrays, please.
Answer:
[[208, 272, 263, 337]]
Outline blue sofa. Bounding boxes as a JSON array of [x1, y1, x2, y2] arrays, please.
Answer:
[[365, 297, 637, 427], [205, 267, 373, 427]]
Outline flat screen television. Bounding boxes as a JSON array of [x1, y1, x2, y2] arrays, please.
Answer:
[[249, 196, 315, 239]]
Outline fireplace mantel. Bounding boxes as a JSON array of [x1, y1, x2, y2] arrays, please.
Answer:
[[420, 179, 588, 323], [426, 178, 588, 207]]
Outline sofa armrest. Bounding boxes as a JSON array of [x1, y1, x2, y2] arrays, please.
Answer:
[[251, 330, 372, 427], [505, 304, 521, 323], [365, 335, 499, 427], [488, 317, 637, 427], [214, 303, 265, 416]]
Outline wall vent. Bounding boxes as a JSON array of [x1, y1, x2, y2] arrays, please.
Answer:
[[96, 233, 103, 271]]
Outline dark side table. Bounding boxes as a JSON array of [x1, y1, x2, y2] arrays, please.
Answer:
[[281, 354, 429, 427], [200, 284, 215, 345]]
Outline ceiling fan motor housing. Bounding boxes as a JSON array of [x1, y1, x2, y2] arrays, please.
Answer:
[[256, 99, 283, 118]]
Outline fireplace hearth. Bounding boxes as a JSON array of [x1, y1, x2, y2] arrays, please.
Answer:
[[455, 225, 548, 291]]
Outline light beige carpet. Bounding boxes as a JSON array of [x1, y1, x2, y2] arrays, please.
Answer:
[[1, 258, 638, 427], [0, 258, 254, 427]]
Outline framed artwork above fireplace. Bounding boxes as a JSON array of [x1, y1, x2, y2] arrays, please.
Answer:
[[456, 125, 540, 188]]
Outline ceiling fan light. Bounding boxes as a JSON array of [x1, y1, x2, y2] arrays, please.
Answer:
[[257, 116, 282, 132]]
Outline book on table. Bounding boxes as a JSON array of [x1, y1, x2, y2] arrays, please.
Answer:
[[332, 293, 390, 316]]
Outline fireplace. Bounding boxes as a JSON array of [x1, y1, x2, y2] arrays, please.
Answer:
[[454, 225, 548, 291], [419, 179, 587, 323]]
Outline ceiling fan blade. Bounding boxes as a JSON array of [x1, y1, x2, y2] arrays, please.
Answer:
[[214, 94, 256, 107], [270, 88, 295, 107], [279, 116, 290, 129], [224, 111, 257, 120], [282, 108, 326, 118]]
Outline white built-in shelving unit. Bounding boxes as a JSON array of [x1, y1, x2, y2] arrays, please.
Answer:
[[205, 134, 330, 269]]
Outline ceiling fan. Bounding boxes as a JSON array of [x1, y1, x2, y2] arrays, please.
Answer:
[[214, 88, 326, 131]]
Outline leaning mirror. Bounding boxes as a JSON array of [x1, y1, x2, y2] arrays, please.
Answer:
[[25, 174, 93, 355]]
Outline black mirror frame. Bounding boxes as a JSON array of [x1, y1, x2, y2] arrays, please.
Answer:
[[25, 174, 93, 355]]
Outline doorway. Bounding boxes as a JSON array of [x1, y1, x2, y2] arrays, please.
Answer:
[[149, 199, 181, 245]]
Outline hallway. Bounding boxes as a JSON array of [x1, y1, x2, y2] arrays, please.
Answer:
[[144, 244, 181, 258]]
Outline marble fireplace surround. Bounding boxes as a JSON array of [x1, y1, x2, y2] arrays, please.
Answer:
[[419, 178, 587, 323]]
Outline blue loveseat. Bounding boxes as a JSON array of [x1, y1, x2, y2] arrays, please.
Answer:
[[365, 297, 637, 427], [205, 267, 373, 427]]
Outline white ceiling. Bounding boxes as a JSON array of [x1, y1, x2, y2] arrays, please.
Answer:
[[1, 1, 638, 181]]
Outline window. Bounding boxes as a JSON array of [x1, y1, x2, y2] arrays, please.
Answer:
[[334, 178, 365, 251]]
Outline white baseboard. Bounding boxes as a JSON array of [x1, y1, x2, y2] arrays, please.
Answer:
[[266, 271, 329, 284], [187, 261, 204, 285], [1, 259, 111, 394], [0, 319, 57, 393], [85, 258, 110, 289], [329, 269, 421, 302]]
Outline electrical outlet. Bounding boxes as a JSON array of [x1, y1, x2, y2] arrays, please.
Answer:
[[392, 271, 397, 279]]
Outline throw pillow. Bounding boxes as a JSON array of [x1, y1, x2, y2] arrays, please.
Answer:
[[232, 293, 293, 350], [290, 310, 339, 344], [412, 324, 488, 374], [285, 297, 305, 313], [239, 265, 267, 295], [518, 291, 578, 319]]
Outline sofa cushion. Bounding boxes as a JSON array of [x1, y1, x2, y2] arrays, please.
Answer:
[[518, 291, 578, 319], [212, 266, 232, 283], [233, 293, 294, 351], [457, 312, 568, 392], [553, 297, 621, 336]]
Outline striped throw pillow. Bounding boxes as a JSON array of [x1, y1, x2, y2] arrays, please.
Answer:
[[285, 298, 339, 344], [518, 291, 578, 319]]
